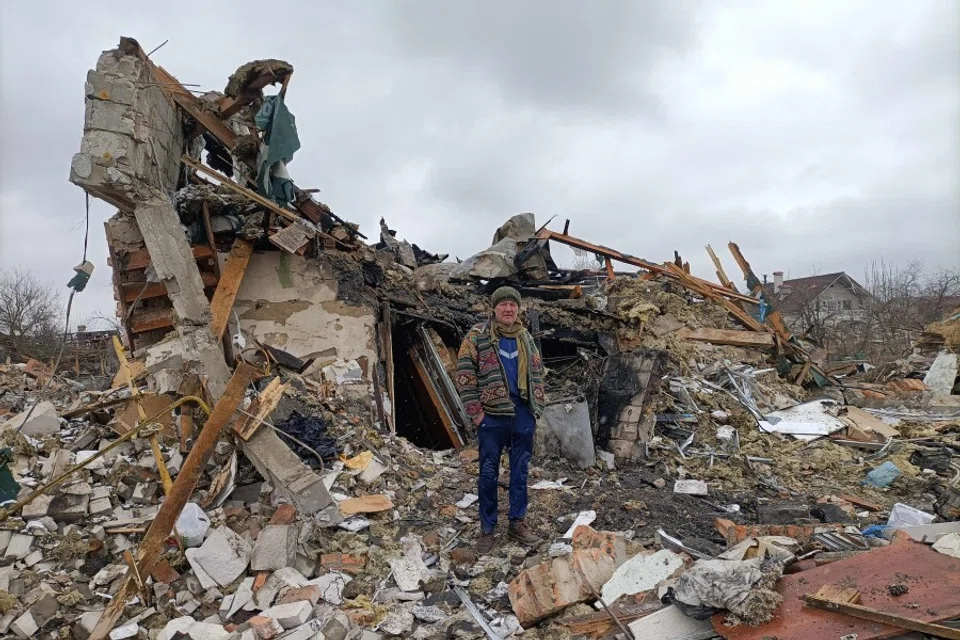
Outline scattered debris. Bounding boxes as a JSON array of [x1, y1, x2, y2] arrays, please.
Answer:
[[0, 34, 950, 640]]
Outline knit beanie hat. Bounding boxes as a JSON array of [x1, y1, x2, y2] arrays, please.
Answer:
[[491, 286, 521, 307]]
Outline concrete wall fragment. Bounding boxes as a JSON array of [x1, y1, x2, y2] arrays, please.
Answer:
[[70, 44, 184, 210], [232, 252, 378, 380]]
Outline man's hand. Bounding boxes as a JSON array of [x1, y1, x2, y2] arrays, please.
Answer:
[[473, 412, 485, 427]]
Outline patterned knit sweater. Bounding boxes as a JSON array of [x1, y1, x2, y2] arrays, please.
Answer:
[[455, 321, 545, 420]]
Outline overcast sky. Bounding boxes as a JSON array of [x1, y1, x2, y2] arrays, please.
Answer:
[[1, 1, 958, 328]]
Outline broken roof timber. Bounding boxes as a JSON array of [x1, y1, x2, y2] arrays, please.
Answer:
[[534, 228, 759, 306], [118, 37, 243, 154], [535, 225, 840, 385], [117, 37, 363, 240]]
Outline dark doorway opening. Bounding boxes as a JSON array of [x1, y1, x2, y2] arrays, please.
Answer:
[[391, 319, 468, 451]]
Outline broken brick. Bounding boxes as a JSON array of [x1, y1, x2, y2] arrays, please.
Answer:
[[571, 525, 646, 567], [249, 614, 284, 639], [714, 518, 845, 546], [508, 548, 617, 627], [275, 584, 322, 606], [269, 504, 297, 525], [320, 553, 366, 575], [150, 559, 181, 584]]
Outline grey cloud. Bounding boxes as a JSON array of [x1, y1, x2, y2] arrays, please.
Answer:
[[1, 1, 957, 328], [381, 0, 696, 116]]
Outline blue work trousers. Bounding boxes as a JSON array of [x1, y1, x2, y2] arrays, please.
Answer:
[[477, 410, 535, 534]]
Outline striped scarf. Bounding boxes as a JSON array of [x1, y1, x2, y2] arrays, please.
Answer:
[[490, 320, 529, 400]]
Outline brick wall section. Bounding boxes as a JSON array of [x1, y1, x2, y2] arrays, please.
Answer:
[[600, 349, 666, 463], [69, 45, 184, 211]]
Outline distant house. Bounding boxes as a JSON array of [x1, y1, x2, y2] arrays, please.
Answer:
[[762, 271, 871, 328]]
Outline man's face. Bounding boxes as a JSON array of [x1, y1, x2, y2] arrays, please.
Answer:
[[494, 300, 519, 326]]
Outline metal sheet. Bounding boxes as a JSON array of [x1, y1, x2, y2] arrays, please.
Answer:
[[714, 540, 960, 640]]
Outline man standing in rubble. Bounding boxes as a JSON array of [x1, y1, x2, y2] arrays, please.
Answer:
[[456, 286, 545, 553]]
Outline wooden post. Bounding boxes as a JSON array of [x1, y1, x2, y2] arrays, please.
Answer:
[[209, 239, 254, 340], [89, 363, 260, 640], [200, 202, 220, 279]]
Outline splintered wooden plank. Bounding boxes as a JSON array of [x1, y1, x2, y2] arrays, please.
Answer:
[[338, 494, 394, 516], [813, 584, 860, 604], [209, 239, 254, 340], [535, 228, 759, 305], [678, 327, 776, 348], [663, 263, 769, 333], [561, 600, 665, 637], [727, 242, 793, 340], [232, 377, 287, 441], [837, 493, 882, 512], [706, 244, 737, 291]]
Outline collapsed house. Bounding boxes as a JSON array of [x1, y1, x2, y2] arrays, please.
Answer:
[[0, 37, 957, 640]]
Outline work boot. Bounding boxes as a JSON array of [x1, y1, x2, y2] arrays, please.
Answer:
[[508, 519, 542, 546], [475, 532, 496, 556]]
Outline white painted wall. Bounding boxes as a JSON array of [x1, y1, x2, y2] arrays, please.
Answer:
[[232, 252, 378, 380]]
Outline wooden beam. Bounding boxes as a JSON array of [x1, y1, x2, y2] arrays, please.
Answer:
[[794, 361, 813, 386], [678, 327, 776, 348], [561, 601, 664, 638], [182, 156, 299, 222], [200, 202, 220, 279], [706, 244, 737, 291], [120, 245, 215, 271], [129, 309, 174, 334], [727, 242, 793, 340], [209, 239, 254, 340], [217, 68, 291, 118], [803, 594, 960, 639], [121, 272, 218, 303], [535, 228, 759, 306], [663, 263, 769, 333], [604, 256, 615, 281], [90, 363, 260, 640]]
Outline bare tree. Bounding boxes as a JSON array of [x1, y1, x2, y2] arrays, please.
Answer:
[[858, 261, 960, 362], [82, 309, 124, 334], [780, 261, 959, 363], [0, 268, 63, 360]]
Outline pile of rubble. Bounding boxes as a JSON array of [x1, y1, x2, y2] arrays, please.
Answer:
[[1, 340, 959, 640], [0, 36, 956, 640]]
